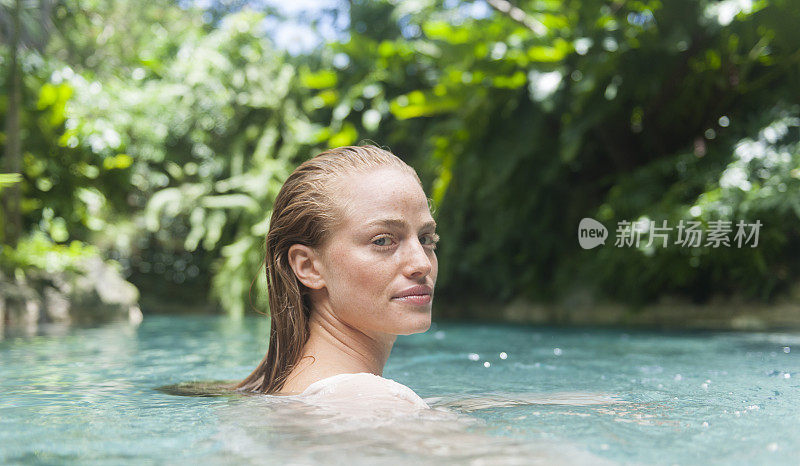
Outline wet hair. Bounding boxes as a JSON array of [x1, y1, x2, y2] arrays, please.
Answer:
[[236, 144, 421, 394]]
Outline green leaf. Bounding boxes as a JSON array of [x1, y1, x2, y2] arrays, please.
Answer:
[[422, 20, 471, 44], [328, 122, 358, 147], [300, 69, 338, 89], [201, 194, 260, 212], [102, 154, 133, 170]]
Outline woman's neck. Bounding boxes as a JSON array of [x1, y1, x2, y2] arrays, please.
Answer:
[[279, 305, 396, 393]]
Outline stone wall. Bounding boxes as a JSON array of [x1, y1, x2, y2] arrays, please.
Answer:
[[437, 294, 800, 331]]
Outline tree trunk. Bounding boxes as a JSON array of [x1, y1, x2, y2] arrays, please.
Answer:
[[2, 0, 23, 247]]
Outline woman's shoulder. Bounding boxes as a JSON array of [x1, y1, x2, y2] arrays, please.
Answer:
[[301, 372, 403, 394], [298, 372, 429, 409]]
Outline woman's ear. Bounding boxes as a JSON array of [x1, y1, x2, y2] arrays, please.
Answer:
[[287, 244, 326, 290]]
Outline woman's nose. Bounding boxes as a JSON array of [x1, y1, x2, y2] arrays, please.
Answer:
[[402, 238, 433, 278]]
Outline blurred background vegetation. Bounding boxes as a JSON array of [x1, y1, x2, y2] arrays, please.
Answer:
[[1, 0, 799, 325]]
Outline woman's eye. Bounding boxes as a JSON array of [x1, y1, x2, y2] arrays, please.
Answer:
[[372, 237, 392, 247], [372, 234, 438, 248], [421, 234, 439, 247]]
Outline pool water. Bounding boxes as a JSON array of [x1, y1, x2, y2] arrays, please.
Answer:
[[1, 315, 798, 465]]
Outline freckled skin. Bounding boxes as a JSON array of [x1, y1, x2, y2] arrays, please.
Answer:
[[319, 168, 438, 337], [279, 167, 438, 394]]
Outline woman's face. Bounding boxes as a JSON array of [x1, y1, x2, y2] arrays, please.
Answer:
[[316, 167, 438, 336]]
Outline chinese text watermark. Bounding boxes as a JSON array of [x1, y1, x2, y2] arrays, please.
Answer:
[[578, 218, 762, 250]]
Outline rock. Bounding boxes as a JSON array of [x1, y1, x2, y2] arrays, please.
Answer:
[[67, 256, 141, 324], [44, 286, 70, 322], [730, 315, 768, 331], [0, 257, 142, 329], [437, 292, 800, 331], [0, 271, 42, 327]]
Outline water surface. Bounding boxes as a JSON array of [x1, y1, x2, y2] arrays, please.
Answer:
[[1, 315, 798, 464]]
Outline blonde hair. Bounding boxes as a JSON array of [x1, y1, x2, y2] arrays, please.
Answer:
[[236, 144, 421, 393]]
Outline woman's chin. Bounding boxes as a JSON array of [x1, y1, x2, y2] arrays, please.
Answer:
[[386, 299, 433, 334], [399, 314, 432, 335]]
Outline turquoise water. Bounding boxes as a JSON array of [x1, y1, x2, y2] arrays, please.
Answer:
[[1, 315, 799, 465]]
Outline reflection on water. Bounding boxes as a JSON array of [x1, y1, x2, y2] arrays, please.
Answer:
[[155, 381, 241, 397], [153, 380, 623, 463], [428, 391, 625, 412], [2, 315, 799, 464], [206, 390, 616, 465]]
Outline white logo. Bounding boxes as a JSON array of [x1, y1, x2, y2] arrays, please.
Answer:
[[578, 218, 608, 249]]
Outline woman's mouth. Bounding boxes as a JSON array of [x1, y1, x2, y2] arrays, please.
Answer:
[[391, 294, 432, 305], [392, 284, 433, 305]]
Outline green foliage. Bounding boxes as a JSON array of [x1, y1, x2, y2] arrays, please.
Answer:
[[0, 173, 22, 190], [311, 0, 800, 306], [2, 0, 799, 318], [589, 106, 800, 304], [0, 231, 100, 275]]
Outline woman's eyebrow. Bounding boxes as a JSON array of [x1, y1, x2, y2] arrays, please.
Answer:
[[365, 218, 437, 230]]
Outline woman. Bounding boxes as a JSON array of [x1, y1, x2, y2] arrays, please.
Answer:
[[236, 144, 438, 409]]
